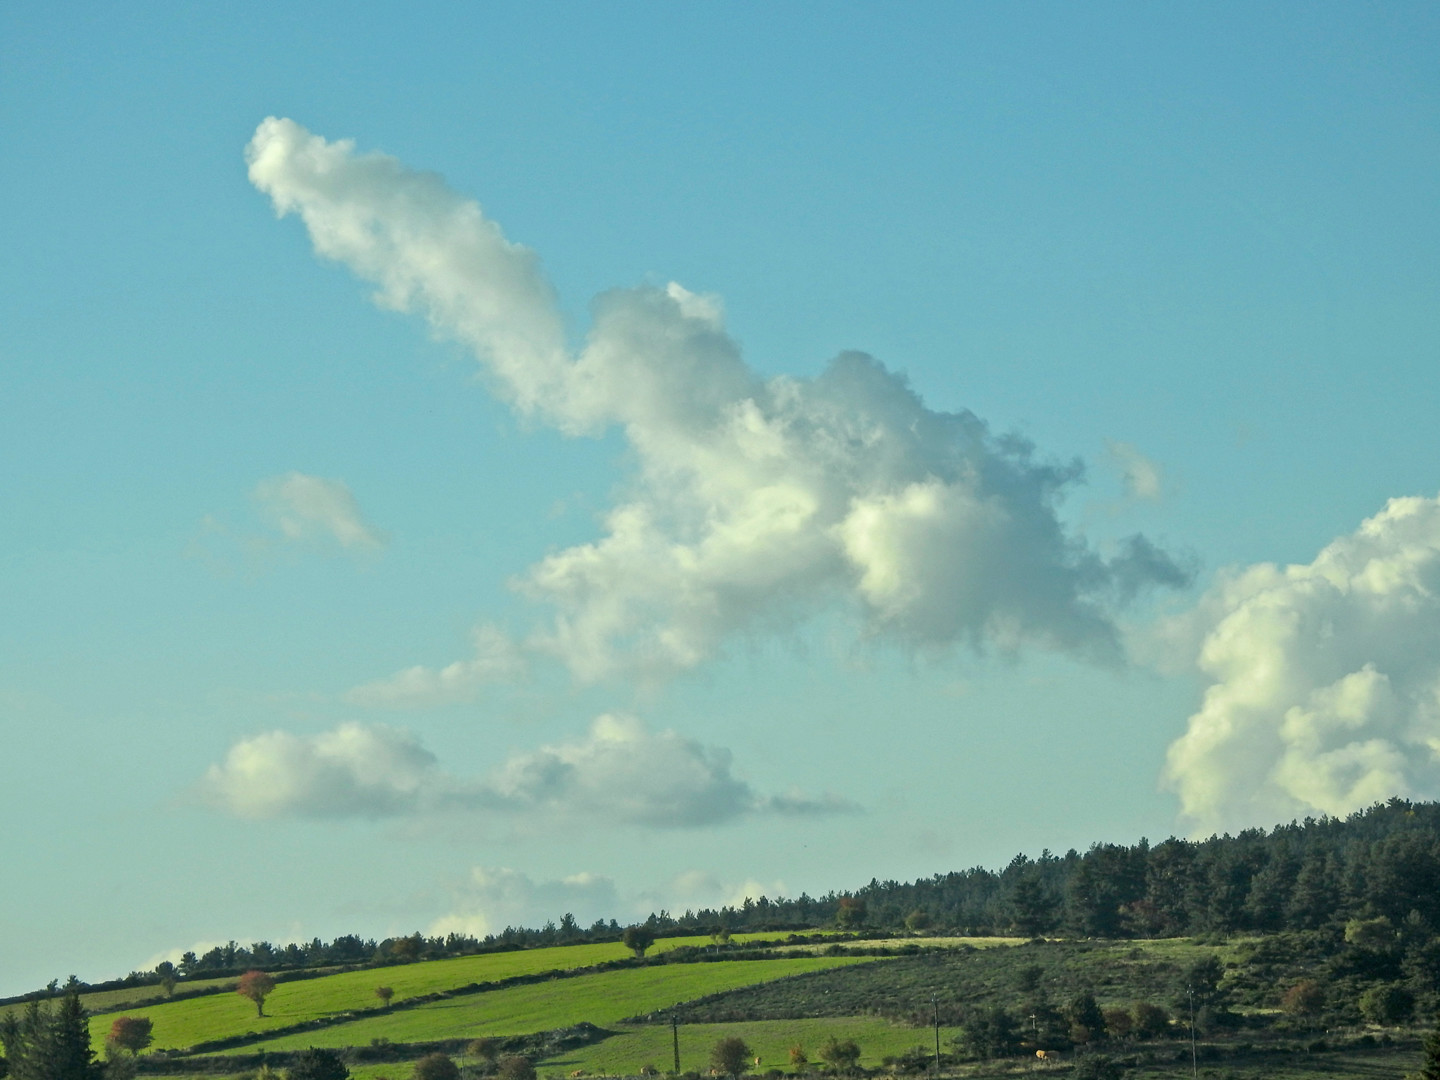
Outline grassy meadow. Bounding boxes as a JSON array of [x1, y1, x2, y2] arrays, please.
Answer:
[[219, 957, 877, 1054]]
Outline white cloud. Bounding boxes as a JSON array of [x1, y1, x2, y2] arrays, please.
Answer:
[[428, 867, 618, 939], [254, 471, 386, 551], [1105, 440, 1164, 501], [199, 722, 437, 819], [344, 625, 524, 708], [199, 715, 852, 827], [486, 713, 854, 826], [248, 119, 1190, 682], [660, 870, 788, 911], [1163, 494, 1440, 833]]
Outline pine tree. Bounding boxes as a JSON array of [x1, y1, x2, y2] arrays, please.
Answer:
[[1417, 1012, 1440, 1080]]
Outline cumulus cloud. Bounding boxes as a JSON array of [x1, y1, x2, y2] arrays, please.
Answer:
[[486, 713, 855, 826], [199, 722, 438, 819], [429, 867, 618, 939], [254, 472, 386, 551], [249, 118, 1188, 681], [1163, 494, 1440, 833], [199, 715, 850, 826], [345, 625, 524, 708]]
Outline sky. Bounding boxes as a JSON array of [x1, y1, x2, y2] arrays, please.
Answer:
[[2, 2, 1439, 997]]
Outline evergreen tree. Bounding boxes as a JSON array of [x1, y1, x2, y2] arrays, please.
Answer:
[[1417, 1012, 1440, 1080]]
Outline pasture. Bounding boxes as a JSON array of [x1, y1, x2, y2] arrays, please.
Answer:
[[81, 936, 801, 1050], [221, 958, 878, 1054]]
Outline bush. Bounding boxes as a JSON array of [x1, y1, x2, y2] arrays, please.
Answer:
[[288, 1049, 349, 1080], [710, 1037, 753, 1078], [1131, 1002, 1170, 1039], [495, 1057, 534, 1080], [1282, 980, 1325, 1017], [817, 1038, 860, 1073], [1073, 1055, 1125, 1080], [466, 1040, 500, 1064], [413, 1055, 460, 1080]]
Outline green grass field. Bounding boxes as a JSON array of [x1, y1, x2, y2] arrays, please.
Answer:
[[222, 958, 878, 1054], [81, 937, 795, 1051], [542, 1017, 955, 1075]]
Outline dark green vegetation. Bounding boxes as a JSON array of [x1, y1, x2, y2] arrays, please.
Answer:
[[10, 800, 1440, 1079]]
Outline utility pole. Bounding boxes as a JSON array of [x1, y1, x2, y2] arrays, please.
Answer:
[[931, 993, 940, 1075], [672, 1012, 680, 1076], [1188, 986, 1197, 1080]]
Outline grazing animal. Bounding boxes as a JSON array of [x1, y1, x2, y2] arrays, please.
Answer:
[[1035, 1049, 1050, 1060]]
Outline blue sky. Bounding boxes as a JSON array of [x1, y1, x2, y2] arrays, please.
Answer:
[[3, 2, 1440, 996]]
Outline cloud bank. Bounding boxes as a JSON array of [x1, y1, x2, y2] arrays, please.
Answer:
[[1163, 494, 1440, 833], [200, 715, 850, 826], [248, 118, 1189, 683]]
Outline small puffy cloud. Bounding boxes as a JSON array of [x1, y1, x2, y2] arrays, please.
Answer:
[[1105, 440, 1164, 501], [488, 714, 854, 827], [661, 870, 787, 910], [345, 625, 524, 708], [248, 119, 1189, 681], [429, 867, 618, 939], [254, 472, 386, 551], [199, 716, 850, 828], [1163, 494, 1440, 833], [199, 722, 436, 819]]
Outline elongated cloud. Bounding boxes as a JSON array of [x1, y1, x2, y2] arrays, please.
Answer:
[[249, 118, 1188, 681], [344, 625, 524, 708], [1163, 494, 1440, 833], [255, 472, 386, 551], [199, 715, 849, 826]]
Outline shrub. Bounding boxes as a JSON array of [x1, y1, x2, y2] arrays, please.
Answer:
[[710, 1037, 752, 1078], [467, 1040, 500, 1064], [495, 1057, 534, 1080], [818, 1038, 860, 1073], [288, 1048, 349, 1080], [1281, 980, 1325, 1017], [1131, 1002, 1170, 1039], [413, 1054, 460, 1080]]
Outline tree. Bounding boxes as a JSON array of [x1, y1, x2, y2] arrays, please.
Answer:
[[374, 986, 394, 1008], [287, 1048, 349, 1080], [1072, 1054, 1125, 1080], [788, 1045, 808, 1069], [1130, 1002, 1170, 1039], [496, 1056, 535, 1080], [710, 1036, 752, 1078], [1416, 1011, 1440, 1080], [904, 909, 932, 933], [1281, 980, 1325, 1019], [835, 897, 867, 930], [3, 990, 103, 1080], [622, 926, 655, 959], [105, 1019, 152, 1057], [1066, 992, 1107, 1044], [412, 1054, 460, 1080], [955, 1007, 1017, 1061], [237, 971, 276, 1017], [1360, 984, 1414, 1026], [153, 963, 177, 998], [817, 1038, 860, 1073]]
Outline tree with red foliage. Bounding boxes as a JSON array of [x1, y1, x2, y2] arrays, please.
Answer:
[[236, 970, 276, 1017], [107, 1017, 153, 1056]]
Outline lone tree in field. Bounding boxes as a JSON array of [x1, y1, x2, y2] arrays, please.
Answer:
[[236, 970, 276, 1017], [374, 986, 394, 1008], [411, 1054, 460, 1080], [106, 1017, 153, 1056], [710, 1037, 752, 1079], [622, 925, 655, 959], [287, 1047, 349, 1080]]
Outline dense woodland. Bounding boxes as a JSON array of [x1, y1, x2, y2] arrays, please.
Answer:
[[13, 799, 1440, 1003]]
